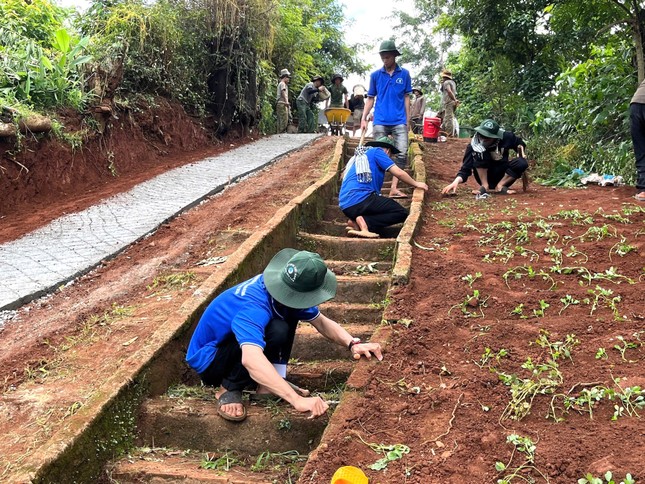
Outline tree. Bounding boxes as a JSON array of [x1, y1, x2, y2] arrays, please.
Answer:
[[548, 0, 645, 83]]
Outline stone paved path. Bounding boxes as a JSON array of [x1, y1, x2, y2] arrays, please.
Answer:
[[0, 134, 320, 311]]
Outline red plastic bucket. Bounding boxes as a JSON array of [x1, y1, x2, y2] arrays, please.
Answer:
[[423, 116, 441, 142]]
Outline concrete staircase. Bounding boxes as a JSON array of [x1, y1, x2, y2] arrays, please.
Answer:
[[105, 139, 415, 483]]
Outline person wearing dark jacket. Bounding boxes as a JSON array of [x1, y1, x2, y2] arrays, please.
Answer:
[[441, 119, 528, 196], [630, 79, 645, 202]]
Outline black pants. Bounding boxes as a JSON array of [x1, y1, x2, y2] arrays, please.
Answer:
[[342, 192, 409, 234], [473, 157, 528, 189], [630, 103, 645, 193], [198, 318, 297, 392]]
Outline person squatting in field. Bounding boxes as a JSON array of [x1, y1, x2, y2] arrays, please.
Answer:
[[185, 248, 383, 422], [441, 118, 528, 197]]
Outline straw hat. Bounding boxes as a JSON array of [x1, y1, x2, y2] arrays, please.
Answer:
[[440, 69, 453, 79], [353, 85, 366, 96]]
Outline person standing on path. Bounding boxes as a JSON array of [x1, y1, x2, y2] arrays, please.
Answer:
[[360, 40, 412, 199], [348, 85, 366, 137], [439, 69, 459, 137], [340, 137, 428, 238], [276, 69, 291, 134], [409, 87, 426, 134], [186, 248, 383, 422], [296, 76, 330, 133], [326, 73, 349, 108], [441, 119, 528, 197], [630, 79, 645, 202]]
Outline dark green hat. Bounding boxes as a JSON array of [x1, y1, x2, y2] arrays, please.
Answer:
[[365, 136, 401, 154], [378, 39, 401, 56], [474, 119, 505, 139], [263, 248, 337, 309]]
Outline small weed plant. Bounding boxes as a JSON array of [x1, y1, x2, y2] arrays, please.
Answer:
[[578, 471, 635, 484], [448, 290, 489, 318], [495, 434, 549, 483]]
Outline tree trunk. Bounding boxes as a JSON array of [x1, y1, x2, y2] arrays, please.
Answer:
[[636, 3, 645, 82]]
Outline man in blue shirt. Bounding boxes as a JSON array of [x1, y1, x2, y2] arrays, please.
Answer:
[[361, 39, 413, 199], [340, 137, 428, 238], [186, 248, 383, 421]]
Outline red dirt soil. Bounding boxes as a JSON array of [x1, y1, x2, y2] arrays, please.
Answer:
[[1, 126, 644, 482], [0, 121, 338, 479], [300, 139, 645, 483]]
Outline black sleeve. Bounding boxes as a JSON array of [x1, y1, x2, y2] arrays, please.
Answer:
[[501, 131, 526, 152], [456, 146, 475, 182]]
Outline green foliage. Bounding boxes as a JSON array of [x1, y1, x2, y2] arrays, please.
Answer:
[[578, 471, 635, 484], [0, 1, 91, 109], [530, 41, 635, 183]]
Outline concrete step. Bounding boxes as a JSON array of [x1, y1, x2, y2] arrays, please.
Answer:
[[108, 451, 297, 483], [136, 397, 328, 456], [318, 301, 384, 325], [292, 323, 376, 360], [313, 220, 403, 238], [287, 360, 353, 391], [334, 274, 390, 303], [326, 259, 393, 276], [297, 232, 395, 261]]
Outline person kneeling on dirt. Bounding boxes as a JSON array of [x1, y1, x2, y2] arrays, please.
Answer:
[[340, 137, 428, 238], [185, 248, 383, 422], [441, 119, 528, 197]]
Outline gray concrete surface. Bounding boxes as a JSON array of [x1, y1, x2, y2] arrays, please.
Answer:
[[0, 134, 321, 311]]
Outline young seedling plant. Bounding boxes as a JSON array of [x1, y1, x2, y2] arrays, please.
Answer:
[[355, 433, 410, 471], [503, 265, 556, 290], [495, 331, 578, 422], [533, 300, 550, 318], [559, 294, 580, 315], [578, 471, 636, 484], [461, 272, 482, 287], [586, 286, 625, 321], [495, 434, 549, 483], [565, 224, 618, 244], [449, 289, 489, 318], [609, 237, 637, 261]]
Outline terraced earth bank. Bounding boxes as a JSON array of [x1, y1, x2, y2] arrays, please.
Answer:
[[2, 136, 644, 483], [300, 140, 645, 483]]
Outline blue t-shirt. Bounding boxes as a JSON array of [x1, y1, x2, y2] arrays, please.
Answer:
[[186, 274, 319, 374], [338, 147, 395, 210], [367, 64, 412, 126]]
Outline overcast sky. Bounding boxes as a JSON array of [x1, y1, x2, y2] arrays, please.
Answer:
[[341, 0, 417, 89]]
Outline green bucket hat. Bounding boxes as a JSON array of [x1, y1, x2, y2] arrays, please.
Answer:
[[263, 248, 337, 309], [378, 39, 401, 56], [365, 136, 401, 154], [474, 119, 505, 139]]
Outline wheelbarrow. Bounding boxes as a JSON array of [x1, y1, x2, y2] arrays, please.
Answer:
[[324, 107, 351, 136]]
